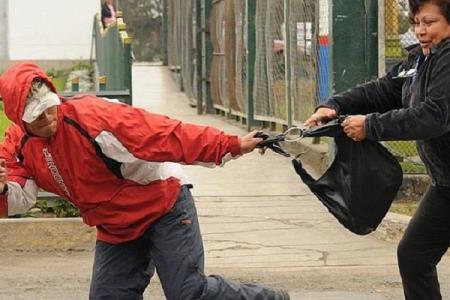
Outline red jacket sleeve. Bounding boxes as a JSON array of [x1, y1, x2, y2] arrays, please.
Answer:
[[0, 124, 29, 185], [0, 124, 30, 217], [76, 99, 241, 165], [0, 195, 6, 217]]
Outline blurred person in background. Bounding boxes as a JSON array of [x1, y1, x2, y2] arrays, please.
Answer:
[[101, 0, 116, 28]]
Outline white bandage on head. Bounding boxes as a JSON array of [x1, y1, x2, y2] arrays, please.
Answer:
[[22, 79, 60, 123]]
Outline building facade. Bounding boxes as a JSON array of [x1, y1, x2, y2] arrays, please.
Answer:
[[1, 0, 99, 61]]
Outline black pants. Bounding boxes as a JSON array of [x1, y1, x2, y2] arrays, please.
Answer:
[[89, 185, 288, 300], [397, 184, 450, 300]]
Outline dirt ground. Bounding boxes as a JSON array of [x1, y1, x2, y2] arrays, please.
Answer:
[[0, 250, 449, 300]]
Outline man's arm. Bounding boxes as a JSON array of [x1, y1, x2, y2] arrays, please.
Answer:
[[83, 100, 261, 166], [0, 124, 38, 217]]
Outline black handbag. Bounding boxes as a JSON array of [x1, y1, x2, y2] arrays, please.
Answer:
[[292, 118, 403, 235]]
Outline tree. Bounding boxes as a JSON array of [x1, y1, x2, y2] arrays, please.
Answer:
[[118, 0, 163, 62]]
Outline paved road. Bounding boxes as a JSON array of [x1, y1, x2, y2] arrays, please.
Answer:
[[0, 64, 448, 300]]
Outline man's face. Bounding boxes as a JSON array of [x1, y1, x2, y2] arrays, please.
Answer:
[[24, 106, 58, 138]]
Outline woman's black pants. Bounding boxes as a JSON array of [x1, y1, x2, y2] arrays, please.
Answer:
[[398, 184, 450, 300]]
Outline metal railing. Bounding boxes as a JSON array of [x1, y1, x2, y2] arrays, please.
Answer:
[[91, 11, 133, 105]]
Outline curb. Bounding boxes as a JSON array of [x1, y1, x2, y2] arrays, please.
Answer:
[[374, 212, 411, 243], [0, 218, 95, 252]]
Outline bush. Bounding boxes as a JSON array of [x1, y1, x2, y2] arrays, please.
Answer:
[[35, 199, 80, 218]]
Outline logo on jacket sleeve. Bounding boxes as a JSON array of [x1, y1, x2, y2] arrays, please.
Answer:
[[43, 147, 71, 197]]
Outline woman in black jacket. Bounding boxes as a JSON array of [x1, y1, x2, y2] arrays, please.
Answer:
[[305, 0, 450, 299]]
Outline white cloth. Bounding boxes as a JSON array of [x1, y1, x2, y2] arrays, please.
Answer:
[[22, 82, 60, 123]]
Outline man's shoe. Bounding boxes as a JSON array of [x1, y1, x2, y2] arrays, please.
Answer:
[[273, 288, 290, 300]]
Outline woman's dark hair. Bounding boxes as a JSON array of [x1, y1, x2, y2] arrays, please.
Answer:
[[409, 0, 450, 23]]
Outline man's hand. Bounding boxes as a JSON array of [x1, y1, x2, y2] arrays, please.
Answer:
[[304, 107, 337, 128], [341, 115, 367, 141], [0, 159, 7, 194], [240, 131, 263, 155]]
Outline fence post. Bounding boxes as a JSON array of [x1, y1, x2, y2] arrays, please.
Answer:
[[201, 0, 214, 114], [246, 0, 257, 130], [123, 40, 133, 104], [284, 0, 292, 127], [366, 0, 379, 80], [162, 0, 169, 66], [196, 0, 203, 114], [318, 0, 331, 103], [378, 0, 386, 76]]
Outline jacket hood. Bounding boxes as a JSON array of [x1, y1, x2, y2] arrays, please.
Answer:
[[0, 63, 57, 130]]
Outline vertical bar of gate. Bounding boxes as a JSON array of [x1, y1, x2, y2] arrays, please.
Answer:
[[196, 0, 203, 114], [163, 0, 169, 66], [202, 0, 214, 113], [366, 0, 379, 80], [378, 0, 386, 76], [318, 0, 331, 104], [284, 0, 292, 127], [246, 0, 257, 130], [123, 39, 133, 105]]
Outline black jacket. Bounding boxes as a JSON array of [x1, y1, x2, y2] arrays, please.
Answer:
[[324, 39, 450, 186]]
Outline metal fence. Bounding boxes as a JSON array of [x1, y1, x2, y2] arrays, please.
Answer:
[[92, 11, 133, 104], [164, 0, 423, 174], [383, 0, 424, 173], [242, 0, 327, 125], [165, 0, 198, 106], [165, 0, 328, 128]]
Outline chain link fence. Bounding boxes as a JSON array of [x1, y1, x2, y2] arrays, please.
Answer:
[[166, 0, 197, 105], [254, 0, 285, 122], [189, 0, 324, 124], [384, 0, 425, 174], [290, 1, 322, 124], [253, 0, 323, 125], [164, 0, 423, 173], [235, 0, 248, 114], [180, 0, 197, 105], [167, 0, 181, 69]]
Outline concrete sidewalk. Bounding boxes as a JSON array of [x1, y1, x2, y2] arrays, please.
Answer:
[[0, 65, 448, 300], [131, 65, 450, 300]]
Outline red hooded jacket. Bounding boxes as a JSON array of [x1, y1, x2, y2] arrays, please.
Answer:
[[0, 63, 241, 243]]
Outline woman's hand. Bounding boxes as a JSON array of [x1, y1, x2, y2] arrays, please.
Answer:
[[304, 107, 337, 127], [239, 131, 263, 155], [341, 115, 367, 141]]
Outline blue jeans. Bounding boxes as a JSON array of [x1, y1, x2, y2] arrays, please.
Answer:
[[89, 185, 287, 300]]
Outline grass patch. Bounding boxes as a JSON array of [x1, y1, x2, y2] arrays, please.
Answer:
[[0, 105, 11, 141], [400, 161, 426, 174], [390, 201, 419, 216], [385, 141, 418, 157]]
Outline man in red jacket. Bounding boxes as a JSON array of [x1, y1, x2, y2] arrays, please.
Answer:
[[0, 63, 290, 300]]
